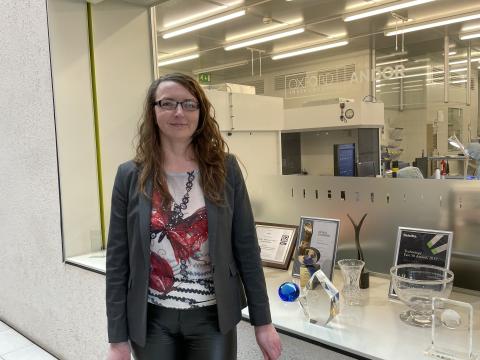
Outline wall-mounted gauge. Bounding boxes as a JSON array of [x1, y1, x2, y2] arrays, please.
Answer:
[[345, 108, 354, 119]]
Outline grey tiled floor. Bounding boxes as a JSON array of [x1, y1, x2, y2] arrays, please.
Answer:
[[0, 319, 356, 360], [0, 322, 57, 360]]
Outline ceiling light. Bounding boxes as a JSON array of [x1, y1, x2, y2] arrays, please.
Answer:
[[344, 0, 435, 22], [192, 60, 249, 74], [164, 1, 243, 28], [225, 17, 303, 42], [460, 32, 480, 40], [158, 53, 199, 67], [226, 23, 285, 42], [449, 51, 457, 55], [224, 27, 305, 51], [413, 57, 430, 62], [389, 68, 465, 80], [271, 40, 349, 60], [376, 51, 408, 60], [403, 84, 424, 89], [449, 57, 480, 65], [403, 65, 429, 71], [386, 11, 480, 36], [162, 10, 246, 39], [376, 58, 408, 66], [462, 23, 480, 32]]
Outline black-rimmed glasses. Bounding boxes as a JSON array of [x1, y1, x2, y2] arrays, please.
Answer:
[[154, 99, 199, 111]]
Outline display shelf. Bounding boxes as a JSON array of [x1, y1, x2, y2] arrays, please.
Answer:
[[242, 266, 480, 360], [428, 156, 469, 178]]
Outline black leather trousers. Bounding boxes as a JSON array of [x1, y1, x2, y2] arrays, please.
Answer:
[[131, 303, 237, 360]]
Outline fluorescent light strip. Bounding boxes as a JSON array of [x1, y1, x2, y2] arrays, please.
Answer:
[[192, 60, 249, 74], [164, 0, 243, 28], [271, 40, 349, 60], [225, 27, 304, 51], [450, 57, 480, 65], [379, 78, 426, 85], [391, 84, 424, 90], [226, 23, 285, 42], [386, 12, 480, 36], [403, 84, 424, 89], [384, 69, 455, 80], [158, 54, 199, 67], [462, 23, 480, 32], [344, 0, 435, 22], [376, 51, 408, 60], [226, 17, 303, 42], [427, 79, 468, 84], [403, 65, 429, 71], [460, 32, 480, 40], [413, 57, 430, 63], [380, 88, 424, 94], [163, 10, 245, 39], [376, 58, 408, 66]]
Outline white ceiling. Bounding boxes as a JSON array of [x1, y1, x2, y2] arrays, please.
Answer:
[[153, 0, 480, 77]]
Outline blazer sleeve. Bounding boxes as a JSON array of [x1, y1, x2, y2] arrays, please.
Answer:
[[229, 155, 272, 326], [105, 164, 130, 343]]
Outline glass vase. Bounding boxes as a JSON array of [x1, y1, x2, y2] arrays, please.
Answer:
[[338, 259, 365, 306]]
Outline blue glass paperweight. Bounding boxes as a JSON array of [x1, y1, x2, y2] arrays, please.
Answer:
[[278, 282, 300, 302]]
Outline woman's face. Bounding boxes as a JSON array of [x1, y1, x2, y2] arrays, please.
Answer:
[[154, 81, 200, 143]]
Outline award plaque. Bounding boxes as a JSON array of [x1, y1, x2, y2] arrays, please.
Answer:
[[425, 297, 478, 360], [256, 222, 297, 270], [389, 227, 453, 298], [292, 217, 340, 280]]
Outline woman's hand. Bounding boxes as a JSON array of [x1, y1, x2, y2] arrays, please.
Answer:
[[107, 342, 131, 360], [254, 324, 282, 360]]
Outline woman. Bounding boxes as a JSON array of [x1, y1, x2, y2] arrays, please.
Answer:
[[106, 73, 282, 360]]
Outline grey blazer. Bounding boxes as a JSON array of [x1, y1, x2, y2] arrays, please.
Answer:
[[106, 154, 271, 347]]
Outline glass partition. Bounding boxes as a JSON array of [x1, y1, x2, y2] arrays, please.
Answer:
[[47, 0, 480, 271]]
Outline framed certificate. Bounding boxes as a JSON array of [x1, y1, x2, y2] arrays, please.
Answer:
[[388, 227, 453, 298], [291, 216, 340, 280], [256, 222, 297, 270]]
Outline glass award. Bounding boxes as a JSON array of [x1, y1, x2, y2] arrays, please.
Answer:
[[425, 297, 478, 360], [298, 268, 340, 326]]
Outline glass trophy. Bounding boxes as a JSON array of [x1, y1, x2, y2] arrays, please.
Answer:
[[298, 268, 340, 326], [425, 297, 478, 360]]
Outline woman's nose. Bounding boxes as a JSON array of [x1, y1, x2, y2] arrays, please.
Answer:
[[174, 103, 184, 115]]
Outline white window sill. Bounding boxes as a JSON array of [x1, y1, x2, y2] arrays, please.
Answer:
[[66, 250, 106, 274]]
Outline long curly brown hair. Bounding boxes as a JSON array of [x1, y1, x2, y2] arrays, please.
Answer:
[[134, 73, 228, 205]]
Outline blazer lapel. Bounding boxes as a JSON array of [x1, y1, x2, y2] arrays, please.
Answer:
[[205, 198, 218, 266], [139, 177, 153, 264]]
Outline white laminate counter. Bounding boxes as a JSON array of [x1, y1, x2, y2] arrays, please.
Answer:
[[242, 267, 480, 360]]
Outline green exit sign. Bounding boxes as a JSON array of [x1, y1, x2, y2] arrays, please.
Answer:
[[198, 73, 211, 83]]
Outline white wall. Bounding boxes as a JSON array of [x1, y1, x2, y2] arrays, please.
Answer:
[[223, 131, 281, 177], [0, 1, 107, 359]]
